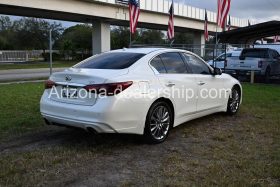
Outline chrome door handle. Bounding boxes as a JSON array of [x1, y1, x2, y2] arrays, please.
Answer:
[[166, 82, 175, 87], [198, 81, 205, 86]]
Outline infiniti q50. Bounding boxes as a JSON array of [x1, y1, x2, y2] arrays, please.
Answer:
[[40, 48, 242, 143]]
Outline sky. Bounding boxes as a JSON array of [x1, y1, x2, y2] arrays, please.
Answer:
[[177, 0, 280, 23]]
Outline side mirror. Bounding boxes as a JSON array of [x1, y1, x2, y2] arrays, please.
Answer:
[[213, 67, 222, 75], [239, 56, 245, 60]]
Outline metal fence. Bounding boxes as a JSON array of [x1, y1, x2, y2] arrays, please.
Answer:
[[131, 43, 231, 60], [0, 50, 55, 63], [130, 43, 269, 60]]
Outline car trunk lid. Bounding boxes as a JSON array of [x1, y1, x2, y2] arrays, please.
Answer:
[[47, 68, 128, 106]]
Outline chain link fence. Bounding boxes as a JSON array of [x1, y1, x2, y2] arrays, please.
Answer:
[[131, 43, 231, 60]]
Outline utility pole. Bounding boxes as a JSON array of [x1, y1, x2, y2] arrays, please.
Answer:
[[49, 29, 53, 76]]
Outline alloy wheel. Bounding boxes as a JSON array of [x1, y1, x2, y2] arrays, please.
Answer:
[[229, 89, 240, 113], [149, 105, 171, 140]]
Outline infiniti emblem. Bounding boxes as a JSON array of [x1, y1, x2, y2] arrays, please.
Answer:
[[65, 75, 72, 82]]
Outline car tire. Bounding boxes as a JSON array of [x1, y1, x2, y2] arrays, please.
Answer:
[[144, 101, 173, 144], [227, 86, 241, 115], [264, 67, 271, 83]]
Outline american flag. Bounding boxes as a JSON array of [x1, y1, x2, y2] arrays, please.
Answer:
[[167, 0, 174, 40], [217, 0, 231, 29], [227, 15, 231, 31], [274, 36, 279, 43], [129, 0, 140, 34], [204, 10, 209, 41]]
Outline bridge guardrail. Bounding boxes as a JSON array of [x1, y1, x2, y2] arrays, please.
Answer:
[[97, 0, 254, 27], [115, 0, 129, 5]]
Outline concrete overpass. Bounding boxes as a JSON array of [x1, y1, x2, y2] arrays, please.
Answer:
[[0, 0, 251, 55]]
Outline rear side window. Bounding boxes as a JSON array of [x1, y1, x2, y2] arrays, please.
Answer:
[[242, 49, 269, 58], [182, 53, 211, 75], [159, 52, 187, 74], [74, 52, 145, 69], [150, 56, 167, 73]]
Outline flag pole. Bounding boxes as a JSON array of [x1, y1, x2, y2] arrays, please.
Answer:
[[170, 39, 175, 47], [214, 25, 218, 68], [215, 0, 218, 68], [129, 6, 132, 48], [129, 31, 132, 48]]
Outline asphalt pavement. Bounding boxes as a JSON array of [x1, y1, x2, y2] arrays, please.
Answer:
[[0, 68, 65, 82]]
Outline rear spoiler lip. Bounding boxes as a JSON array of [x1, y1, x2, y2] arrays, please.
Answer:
[[53, 82, 86, 87]]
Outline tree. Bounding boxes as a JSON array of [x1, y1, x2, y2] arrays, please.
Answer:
[[111, 27, 165, 48], [137, 29, 164, 44], [13, 18, 63, 53], [57, 24, 92, 60], [0, 16, 17, 49], [111, 26, 133, 49], [0, 16, 12, 30], [0, 16, 63, 59], [174, 32, 193, 44]]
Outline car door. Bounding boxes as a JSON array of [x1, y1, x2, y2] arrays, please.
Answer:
[[150, 52, 198, 118], [181, 53, 228, 112], [269, 50, 280, 75]]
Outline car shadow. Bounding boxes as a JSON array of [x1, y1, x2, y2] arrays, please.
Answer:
[[0, 112, 234, 155]]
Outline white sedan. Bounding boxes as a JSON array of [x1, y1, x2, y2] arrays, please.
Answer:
[[40, 48, 242, 143]]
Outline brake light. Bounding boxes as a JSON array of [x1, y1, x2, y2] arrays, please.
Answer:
[[258, 61, 263, 68], [45, 80, 56, 89], [84, 81, 133, 96], [224, 60, 228, 67]]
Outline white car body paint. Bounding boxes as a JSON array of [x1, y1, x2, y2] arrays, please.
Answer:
[[40, 48, 242, 135]]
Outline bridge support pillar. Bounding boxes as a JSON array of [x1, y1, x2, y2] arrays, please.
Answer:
[[92, 21, 110, 55], [193, 32, 205, 57]]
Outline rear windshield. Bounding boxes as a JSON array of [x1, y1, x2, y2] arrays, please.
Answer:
[[242, 49, 269, 58], [74, 52, 145, 69]]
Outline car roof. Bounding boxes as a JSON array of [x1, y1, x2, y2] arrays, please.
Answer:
[[107, 47, 206, 63], [111, 47, 179, 54]]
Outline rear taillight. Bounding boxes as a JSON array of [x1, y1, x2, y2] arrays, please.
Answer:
[[45, 80, 56, 89], [84, 81, 133, 96], [258, 61, 263, 68], [224, 60, 228, 67]]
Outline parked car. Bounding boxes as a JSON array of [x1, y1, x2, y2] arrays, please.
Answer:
[[40, 48, 242, 143], [253, 44, 280, 54], [226, 48, 280, 82], [207, 50, 242, 72]]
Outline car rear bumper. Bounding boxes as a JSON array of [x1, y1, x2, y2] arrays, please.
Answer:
[[42, 113, 117, 133], [40, 91, 148, 134]]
